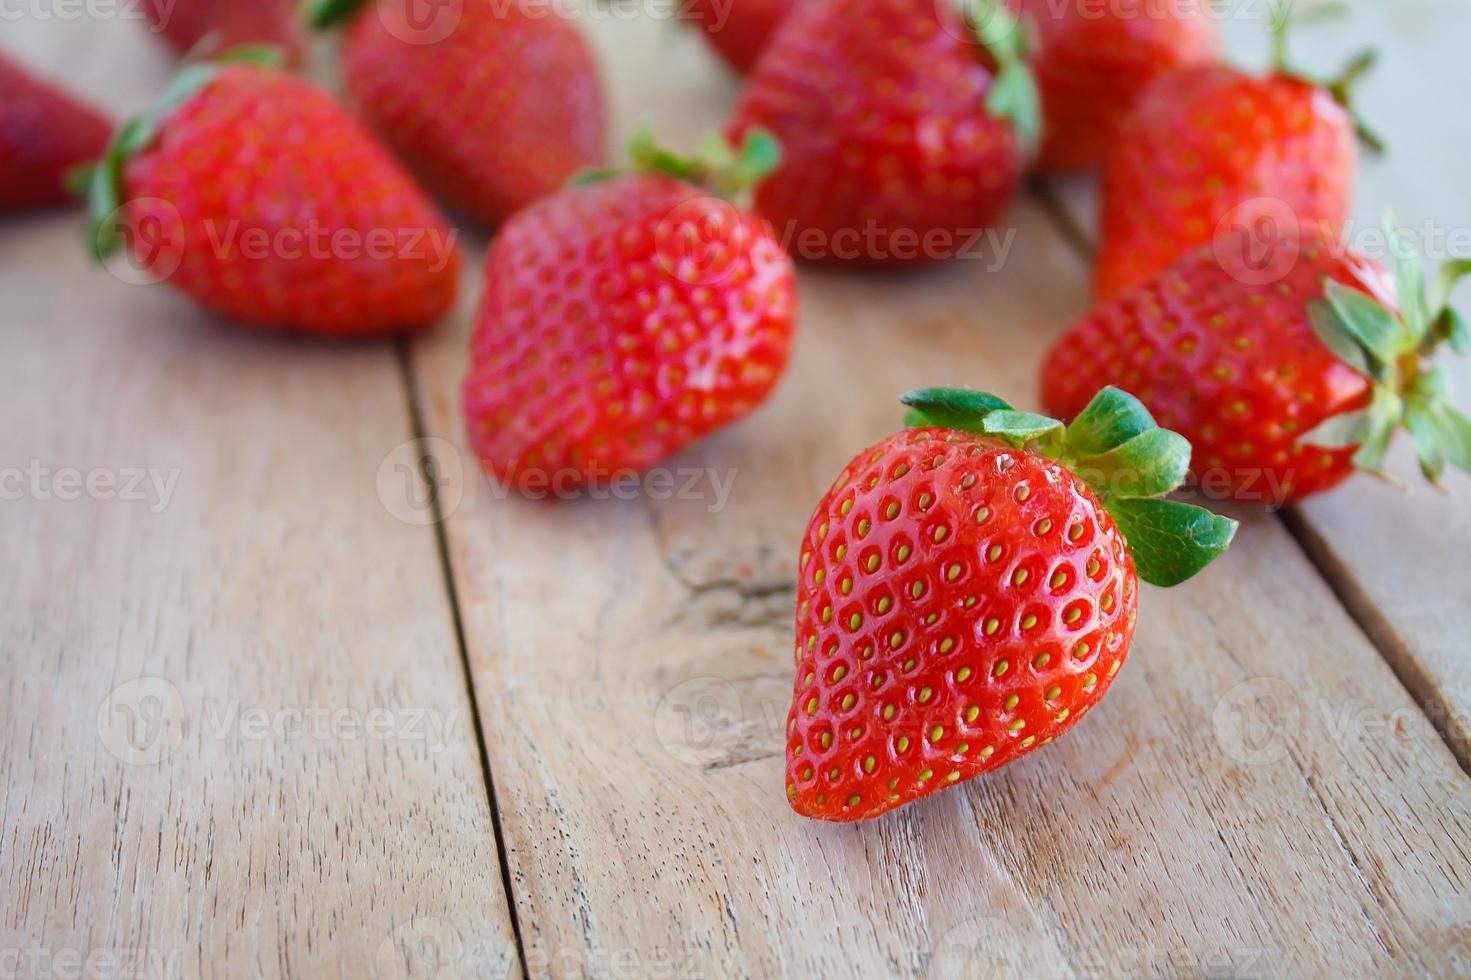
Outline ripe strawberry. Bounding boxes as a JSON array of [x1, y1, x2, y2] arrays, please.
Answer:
[[1009, 0, 1218, 172], [463, 131, 796, 491], [311, 0, 605, 228], [87, 50, 460, 336], [1093, 7, 1376, 299], [0, 54, 111, 210], [141, 0, 300, 60], [728, 0, 1039, 266], [688, 0, 797, 73], [1042, 222, 1471, 503], [788, 387, 1236, 821]]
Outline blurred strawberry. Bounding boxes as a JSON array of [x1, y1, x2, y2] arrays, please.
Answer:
[[1043, 220, 1471, 502], [1094, 5, 1376, 299], [88, 49, 460, 336], [141, 0, 300, 60], [688, 0, 798, 72], [1010, 0, 1218, 172], [729, 0, 1038, 266], [312, 0, 606, 228], [0, 53, 111, 210], [463, 131, 795, 492]]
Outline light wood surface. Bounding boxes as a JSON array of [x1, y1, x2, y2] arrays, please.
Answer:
[[3, 2, 1469, 978], [0, 21, 519, 980]]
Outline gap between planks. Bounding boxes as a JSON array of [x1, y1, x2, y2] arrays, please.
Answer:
[[1027, 180, 1471, 784], [394, 339, 533, 980]]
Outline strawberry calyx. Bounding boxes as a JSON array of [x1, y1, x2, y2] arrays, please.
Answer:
[[86, 45, 284, 260], [571, 128, 782, 206], [1301, 215, 1471, 487], [966, 0, 1042, 156], [1269, 0, 1383, 152], [901, 386, 1238, 587], [305, 0, 367, 30]]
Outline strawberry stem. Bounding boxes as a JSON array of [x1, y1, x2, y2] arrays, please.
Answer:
[[1302, 213, 1471, 483], [1268, 0, 1382, 153], [900, 386, 1238, 587]]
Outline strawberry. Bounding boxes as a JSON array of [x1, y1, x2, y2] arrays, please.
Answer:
[[688, 0, 797, 73], [141, 0, 300, 60], [728, 0, 1039, 266], [310, 0, 606, 228], [1009, 0, 1218, 172], [463, 131, 796, 492], [0, 54, 111, 210], [788, 387, 1236, 821], [87, 49, 460, 336], [1042, 221, 1471, 503], [1093, 6, 1377, 299]]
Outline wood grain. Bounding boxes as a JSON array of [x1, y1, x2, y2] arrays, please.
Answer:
[[0, 21, 518, 980], [411, 10, 1471, 977], [1040, 0, 1471, 773]]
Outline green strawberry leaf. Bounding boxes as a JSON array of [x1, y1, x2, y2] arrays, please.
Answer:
[[900, 388, 1013, 433], [981, 410, 1064, 446], [1350, 386, 1405, 475], [1062, 387, 1156, 458], [1386, 214, 1429, 343], [969, 0, 1041, 155], [1079, 428, 1192, 500], [1103, 498, 1239, 589], [1299, 408, 1373, 449], [1437, 307, 1471, 355], [1432, 404, 1471, 472], [306, 0, 367, 30], [1307, 296, 1375, 378], [1322, 279, 1404, 369], [1430, 258, 1471, 318], [1404, 403, 1447, 485]]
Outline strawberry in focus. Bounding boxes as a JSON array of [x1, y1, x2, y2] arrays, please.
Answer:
[[87, 49, 460, 336], [463, 131, 796, 493], [1093, 5, 1375, 299], [311, 0, 606, 228], [1009, 0, 1218, 172], [728, 0, 1039, 266], [1043, 222, 1471, 503], [0, 54, 111, 210], [788, 388, 1236, 821], [688, 0, 798, 73], [141, 0, 300, 60]]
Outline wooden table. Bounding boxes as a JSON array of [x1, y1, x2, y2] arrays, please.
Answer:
[[4, 2, 1469, 976]]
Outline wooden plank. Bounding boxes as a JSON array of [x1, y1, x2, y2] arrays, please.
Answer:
[[1040, 0, 1471, 771], [412, 11, 1471, 976], [0, 22, 520, 979]]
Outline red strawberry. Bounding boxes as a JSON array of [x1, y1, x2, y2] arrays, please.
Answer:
[[0, 54, 111, 210], [728, 0, 1039, 266], [87, 50, 460, 336], [141, 0, 300, 60], [1042, 222, 1471, 503], [311, 0, 606, 228], [1093, 8, 1376, 299], [463, 132, 796, 491], [1009, 0, 1218, 172], [788, 388, 1236, 821], [689, 0, 798, 73]]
